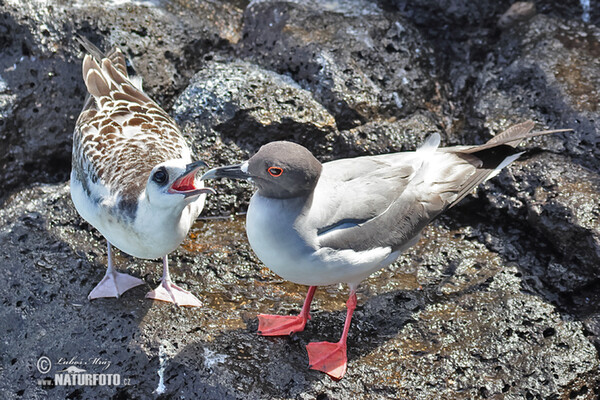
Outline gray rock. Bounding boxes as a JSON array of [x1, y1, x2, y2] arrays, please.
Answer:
[[0, 73, 17, 134], [0, 0, 242, 199], [239, 0, 438, 130], [497, 2, 537, 29], [0, 184, 598, 399]]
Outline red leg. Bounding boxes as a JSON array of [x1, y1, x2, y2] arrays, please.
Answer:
[[306, 291, 357, 380], [257, 286, 317, 336]]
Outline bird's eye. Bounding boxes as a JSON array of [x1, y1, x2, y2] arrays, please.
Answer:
[[268, 167, 283, 177], [152, 168, 168, 185]]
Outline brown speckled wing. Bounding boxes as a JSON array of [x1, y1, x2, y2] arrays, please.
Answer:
[[72, 48, 189, 203]]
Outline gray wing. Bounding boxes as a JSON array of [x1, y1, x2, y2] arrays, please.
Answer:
[[309, 151, 454, 252], [308, 121, 568, 252]]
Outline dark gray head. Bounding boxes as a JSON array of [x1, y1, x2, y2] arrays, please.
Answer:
[[201, 141, 323, 199]]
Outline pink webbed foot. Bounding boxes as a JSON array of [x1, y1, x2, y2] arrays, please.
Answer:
[[257, 314, 310, 336], [145, 255, 201, 307], [88, 271, 145, 300], [145, 280, 201, 307], [256, 286, 317, 336], [306, 340, 348, 380]]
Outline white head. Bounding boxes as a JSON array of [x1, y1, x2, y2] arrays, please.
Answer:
[[145, 159, 215, 210]]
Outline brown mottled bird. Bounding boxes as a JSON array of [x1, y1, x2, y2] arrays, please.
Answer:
[[70, 38, 214, 306]]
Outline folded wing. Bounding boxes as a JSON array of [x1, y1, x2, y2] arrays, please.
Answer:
[[72, 39, 188, 201], [311, 121, 567, 252]]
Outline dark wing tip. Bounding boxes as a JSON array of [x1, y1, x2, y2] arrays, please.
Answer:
[[485, 120, 535, 147], [76, 35, 128, 77]]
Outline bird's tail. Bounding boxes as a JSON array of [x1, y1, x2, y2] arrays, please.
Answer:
[[76, 35, 152, 110], [75, 35, 128, 78], [441, 120, 572, 209], [452, 120, 571, 153]]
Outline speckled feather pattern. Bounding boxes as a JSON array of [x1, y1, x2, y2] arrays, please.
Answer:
[[72, 48, 190, 205]]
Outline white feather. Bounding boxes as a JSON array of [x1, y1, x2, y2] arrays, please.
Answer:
[[246, 193, 396, 286], [485, 152, 523, 182]]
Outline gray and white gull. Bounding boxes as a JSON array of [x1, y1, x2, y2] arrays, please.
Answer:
[[201, 121, 568, 379], [70, 39, 214, 306]]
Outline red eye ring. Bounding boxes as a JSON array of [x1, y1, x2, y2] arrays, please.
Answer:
[[268, 167, 283, 177]]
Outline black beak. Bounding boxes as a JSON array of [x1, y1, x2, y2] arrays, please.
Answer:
[[181, 160, 209, 177], [201, 163, 251, 181]]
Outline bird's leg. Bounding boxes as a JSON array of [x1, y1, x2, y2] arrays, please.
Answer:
[[257, 286, 317, 336], [306, 290, 357, 380], [145, 256, 201, 307], [88, 242, 145, 300]]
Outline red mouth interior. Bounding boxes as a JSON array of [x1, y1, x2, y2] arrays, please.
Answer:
[[172, 173, 196, 192]]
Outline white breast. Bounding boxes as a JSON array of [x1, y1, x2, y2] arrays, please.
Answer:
[[246, 193, 397, 287], [70, 171, 203, 259]]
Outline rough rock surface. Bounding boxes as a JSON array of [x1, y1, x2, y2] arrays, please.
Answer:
[[1, 0, 599, 399], [173, 59, 338, 214], [0, 0, 241, 198], [1, 184, 598, 399], [238, 0, 439, 130]]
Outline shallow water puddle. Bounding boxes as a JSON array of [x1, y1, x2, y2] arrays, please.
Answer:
[[183, 216, 248, 254]]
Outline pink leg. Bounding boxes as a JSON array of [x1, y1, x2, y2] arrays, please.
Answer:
[[257, 286, 317, 336], [145, 256, 202, 307], [88, 242, 145, 300], [306, 290, 357, 380]]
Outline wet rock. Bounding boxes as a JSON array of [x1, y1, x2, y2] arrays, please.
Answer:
[[518, 154, 600, 287], [462, 12, 600, 298], [472, 14, 600, 170], [1, 185, 598, 399], [481, 152, 600, 292], [239, 0, 438, 130], [0, 0, 242, 199]]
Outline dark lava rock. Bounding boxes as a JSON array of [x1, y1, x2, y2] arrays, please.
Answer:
[[472, 14, 600, 169], [0, 0, 242, 200], [1, 0, 600, 399], [459, 12, 600, 300], [0, 184, 598, 400], [510, 153, 599, 290], [239, 0, 439, 130], [390, 0, 513, 137]]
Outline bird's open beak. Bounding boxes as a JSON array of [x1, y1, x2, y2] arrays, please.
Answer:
[[201, 163, 252, 181], [169, 160, 216, 198]]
